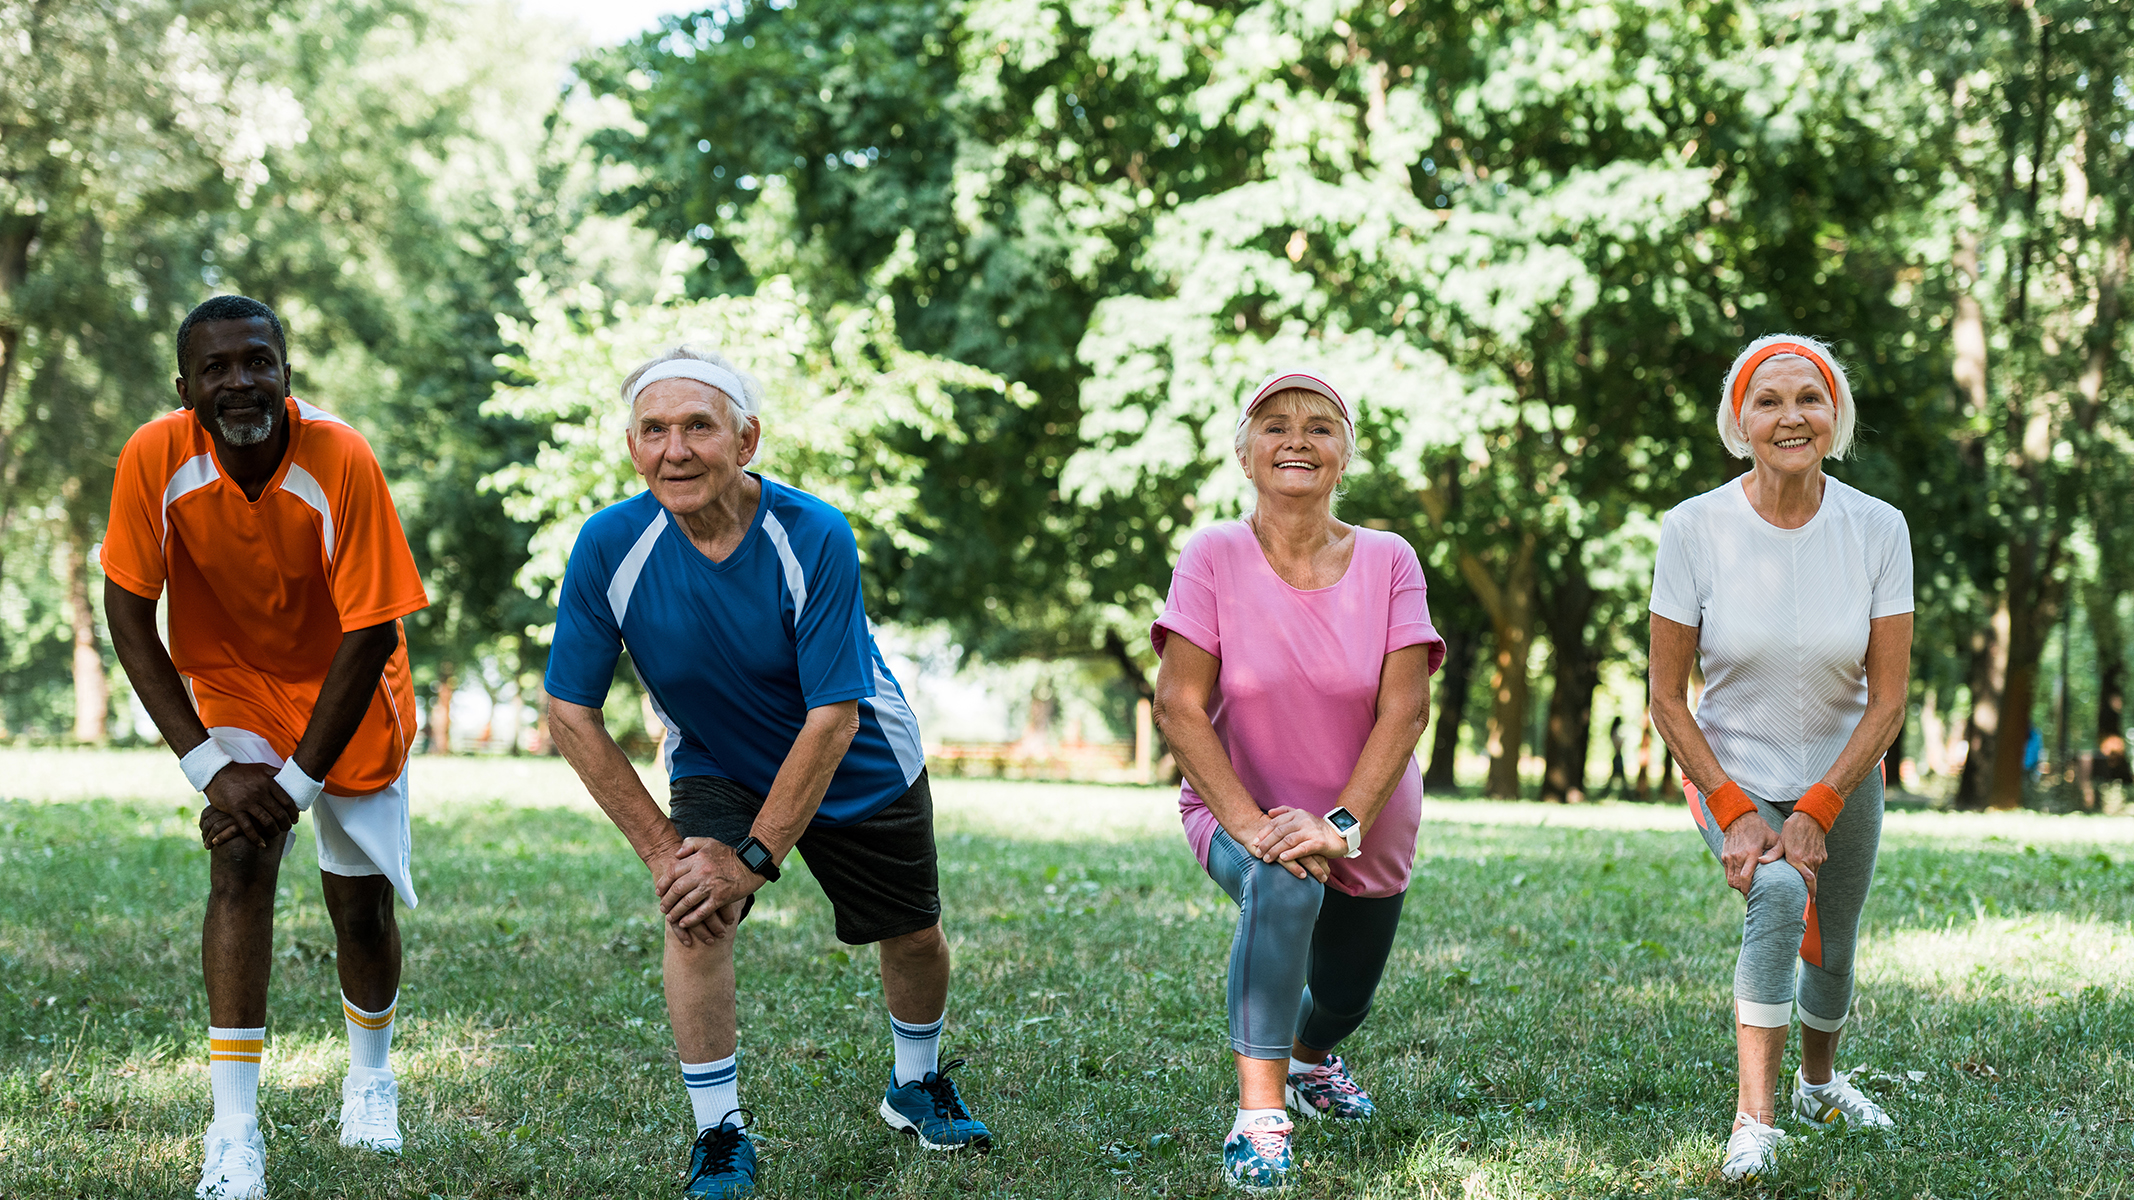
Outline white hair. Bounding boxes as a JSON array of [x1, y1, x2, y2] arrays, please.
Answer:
[[620, 345, 763, 432], [1716, 333, 1857, 461]]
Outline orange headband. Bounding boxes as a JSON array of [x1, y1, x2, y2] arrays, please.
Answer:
[[1731, 341, 1839, 426]]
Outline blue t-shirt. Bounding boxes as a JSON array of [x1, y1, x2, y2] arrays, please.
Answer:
[[544, 478, 925, 827]]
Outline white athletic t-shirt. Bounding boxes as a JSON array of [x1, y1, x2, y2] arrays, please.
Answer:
[[1649, 475, 1913, 805]]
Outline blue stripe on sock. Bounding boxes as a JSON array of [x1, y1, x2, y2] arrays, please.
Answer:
[[681, 1066, 736, 1087], [890, 1017, 944, 1038]]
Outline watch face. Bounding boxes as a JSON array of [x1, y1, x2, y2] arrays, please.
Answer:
[[740, 842, 770, 871], [1328, 809, 1358, 832]]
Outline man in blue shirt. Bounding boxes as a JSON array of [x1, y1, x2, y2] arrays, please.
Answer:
[[544, 349, 992, 1197]]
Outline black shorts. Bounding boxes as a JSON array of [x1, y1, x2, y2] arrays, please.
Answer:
[[668, 770, 940, 945]]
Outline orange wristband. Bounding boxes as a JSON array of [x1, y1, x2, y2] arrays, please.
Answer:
[[1705, 780, 1758, 830], [1795, 782, 1845, 831]]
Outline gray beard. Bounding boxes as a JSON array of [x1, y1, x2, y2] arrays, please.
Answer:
[[216, 409, 274, 446]]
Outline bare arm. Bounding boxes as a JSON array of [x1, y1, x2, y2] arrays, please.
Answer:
[[1817, 613, 1913, 797], [289, 620, 402, 780], [548, 695, 711, 942], [659, 699, 861, 933], [1151, 635, 1310, 878], [1650, 610, 1783, 896], [1259, 643, 1433, 866], [106, 580, 294, 847], [1646, 612, 1730, 795]]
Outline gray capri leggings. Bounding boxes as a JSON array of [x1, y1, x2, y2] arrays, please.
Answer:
[[1689, 771, 1884, 1031], [1206, 827, 1406, 1059]]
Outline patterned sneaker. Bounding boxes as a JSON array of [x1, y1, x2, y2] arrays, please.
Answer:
[[196, 1114, 267, 1200], [1792, 1069, 1895, 1130], [684, 1114, 756, 1199], [1720, 1113, 1787, 1182], [1285, 1054, 1377, 1120], [879, 1059, 993, 1151], [1222, 1113, 1295, 1191], [338, 1067, 402, 1152]]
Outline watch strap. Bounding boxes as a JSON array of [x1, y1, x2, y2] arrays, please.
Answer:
[[1327, 806, 1364, 859]]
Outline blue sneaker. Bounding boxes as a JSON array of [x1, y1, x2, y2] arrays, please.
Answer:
[[879, 1058, 993, 1151], [1222, 1114, 1295, 1191], [684, 1113, 755, 1198], [1285, 1054, 1377, 1120]]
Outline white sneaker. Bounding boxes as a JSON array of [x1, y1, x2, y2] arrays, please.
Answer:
[[1720, 1112, 1787, 1182], [1792, 1069, 1895, 1130], [338, 1067, 403, 1152], [196, 1114, 267, 1199]]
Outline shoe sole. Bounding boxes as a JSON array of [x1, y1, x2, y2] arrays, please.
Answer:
[[878, 1099, 992, 1153], [339, 1133, 403, 1152]]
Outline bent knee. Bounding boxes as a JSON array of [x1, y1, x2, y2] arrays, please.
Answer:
[[1747, 865, 1810, 910], [1246, 861, 1323, 922]]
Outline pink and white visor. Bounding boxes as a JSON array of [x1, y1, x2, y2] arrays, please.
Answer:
[[1237, 371, 1352, 430]]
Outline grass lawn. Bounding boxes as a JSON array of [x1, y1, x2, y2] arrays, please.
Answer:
[[3, 748, 2131, 1198]]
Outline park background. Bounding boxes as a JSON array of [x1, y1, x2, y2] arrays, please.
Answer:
[[2, 0, 2132, 812], [3, 1, 2134, 1196]]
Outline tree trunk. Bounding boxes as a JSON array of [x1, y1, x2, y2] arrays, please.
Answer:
[[430, 664, 455, 754], [63, 525, 108, 744], [0, 214, 40, 594], [1986, 539, 2063, 810], [1537, 548, 1597, 803], [1424, 614, 1481, 790], [1956, 599, 2008, 809], [1475, 547, 1537, 799], [2090, 578, 2130, 782]]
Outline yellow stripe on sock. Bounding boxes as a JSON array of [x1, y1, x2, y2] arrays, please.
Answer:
[[208, 1038, 264, 1053], [342, 1001, 396, 1030]]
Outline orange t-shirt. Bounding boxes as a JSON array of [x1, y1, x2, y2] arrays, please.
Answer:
[[102, 398, 429, 796]]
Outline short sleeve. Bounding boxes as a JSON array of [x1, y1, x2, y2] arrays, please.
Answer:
[[101, 430, 168, 600], [1649, 505, 1705, 627], [1384, 538, 1447, 674], [544, 521, 625, 708], [1868, 506, 1915, 619], [791, 514, 875, 709], [1152, 532, 1221, 659], [327, 443, 428, 630]]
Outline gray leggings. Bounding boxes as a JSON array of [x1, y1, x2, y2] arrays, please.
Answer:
[[1206, 827, 1407, 1059], [1689, 772, 1883, 1031]]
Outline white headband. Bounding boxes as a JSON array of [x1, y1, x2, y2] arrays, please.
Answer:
[[627, 359, 756, 415]]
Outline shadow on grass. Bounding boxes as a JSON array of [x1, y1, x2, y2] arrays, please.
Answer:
[[2, 798, 2130, 1197]]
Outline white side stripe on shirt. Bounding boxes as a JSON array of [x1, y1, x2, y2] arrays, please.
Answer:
[[160, 455, 219, 551], [864, 653, 927, 785], [280, 465, 337, 564], [609, 511, 669, 626], [760, 511, 808, 619]]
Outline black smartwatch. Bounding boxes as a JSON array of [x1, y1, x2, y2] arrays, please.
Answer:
[[734, 835, 782, 882]]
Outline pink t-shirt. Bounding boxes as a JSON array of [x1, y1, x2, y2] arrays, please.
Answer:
[[1151, 521, 1445, 898]]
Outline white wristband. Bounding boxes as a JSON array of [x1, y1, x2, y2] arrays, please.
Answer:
[[273, 758, 324, 813], [179, 739, 235, 794]]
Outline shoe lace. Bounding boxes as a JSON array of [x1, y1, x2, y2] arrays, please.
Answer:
[[1237, 1118, 1292, 1160], [348, 1076, 394, 1126], [212, 1130, 264, 1181], [1308, 1056, 1364, 1096], [1815, 1073, 1889, 1122], [687, 1109, 753, 1185], [1727, 1114, 1785, 1158], [916, 1058, 974, 1121]]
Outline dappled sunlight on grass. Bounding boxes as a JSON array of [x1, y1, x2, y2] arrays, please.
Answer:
[[4, 758, 2132, 1195], [1868, 913, 2134, 993]]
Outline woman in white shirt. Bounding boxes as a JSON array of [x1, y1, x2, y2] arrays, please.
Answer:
[[1648, 334, 1914, 1182]]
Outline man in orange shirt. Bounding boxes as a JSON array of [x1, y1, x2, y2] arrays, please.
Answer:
[[103, 295, 430, 1200]]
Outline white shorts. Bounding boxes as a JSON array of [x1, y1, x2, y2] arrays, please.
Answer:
[[206, 727, 419, 908]]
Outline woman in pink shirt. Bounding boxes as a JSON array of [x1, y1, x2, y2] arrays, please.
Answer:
[[1151, 371, 1443, 1192]]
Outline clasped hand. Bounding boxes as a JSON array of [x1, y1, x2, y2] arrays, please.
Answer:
[[1247, 806, 1349, 883], [646, 836, 759, 945], [199, 762, 300, 849], [1718, 810, 1828, 899]]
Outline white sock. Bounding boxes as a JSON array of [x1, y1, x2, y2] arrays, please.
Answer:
[[1230, 1106, 1286, 1137], [1799, 1068, 1840, 1092], [1288, 1056, 1322, 1077], [343, 992, 397, 1074], [889, 1012, 943, 1087], [680, 1055, 740, 1133], [208, 1025, 265, 1123]]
